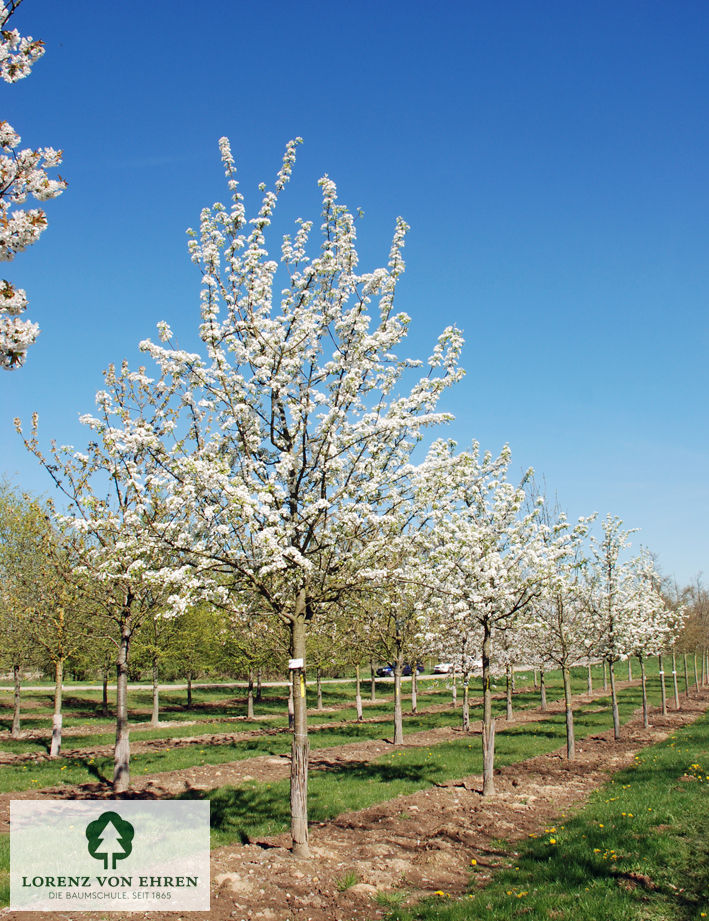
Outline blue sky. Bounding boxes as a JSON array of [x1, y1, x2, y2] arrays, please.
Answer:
[[1, 1, 707, 584]]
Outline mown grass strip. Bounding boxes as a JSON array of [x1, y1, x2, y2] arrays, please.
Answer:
[[0, 663, 623, 762]]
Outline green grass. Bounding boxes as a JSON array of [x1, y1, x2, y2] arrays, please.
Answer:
[[382, 709, 709, 921], [336, 870, 360, 891], [0, 666, 669, 791]]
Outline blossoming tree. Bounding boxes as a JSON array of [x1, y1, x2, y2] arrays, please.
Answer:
[[16, 363, 201, 791], [0, 2, 66, 369], [587, 515, 636, 740], [119, 139, 463, 856], [527, 512, 595, 758], [422, 440, 544, 794], [622, 550, 682, 725]]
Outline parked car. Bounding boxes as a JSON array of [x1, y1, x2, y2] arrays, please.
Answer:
[[375, 663, 424, 677], [433, 662, 453, 674], [402, 663, 424, 676]]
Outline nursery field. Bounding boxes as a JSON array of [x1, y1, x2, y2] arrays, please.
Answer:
[[0, 663, 707, 920]]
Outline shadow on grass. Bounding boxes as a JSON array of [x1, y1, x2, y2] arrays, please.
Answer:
[[185, 755, 441, 845]]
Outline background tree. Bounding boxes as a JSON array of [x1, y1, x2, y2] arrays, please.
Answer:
[[16, 366, 201, 791], [588, 515, 636, 740], [165, 604, 224, 708], [131, 607, 179, 726], [622, 550, 672, 727], [433, 605, 480, 731], [0, 482, 89, 753], [527, 512, 594, 758], [424, 441, 544, 795]]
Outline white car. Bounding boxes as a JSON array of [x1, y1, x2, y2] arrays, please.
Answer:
[[433, 662, 453, 674]]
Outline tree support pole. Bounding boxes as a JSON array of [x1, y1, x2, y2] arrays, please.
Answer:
[[289, 604, 310, 858], [49, 658, 63, 758], [658, 653, 667, 716], [609, 660, 620, 740]]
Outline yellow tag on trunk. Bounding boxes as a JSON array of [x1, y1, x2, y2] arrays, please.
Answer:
[[300, 675, 306, 698]]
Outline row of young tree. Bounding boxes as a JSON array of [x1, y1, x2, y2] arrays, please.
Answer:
[[3, 137, 708, 860], [1, 477, 708, 849]]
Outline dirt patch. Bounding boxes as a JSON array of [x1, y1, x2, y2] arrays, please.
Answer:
[[1, 689, 707, 921]]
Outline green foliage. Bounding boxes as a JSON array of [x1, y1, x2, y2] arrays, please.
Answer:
[[335, 870, 359, 891]]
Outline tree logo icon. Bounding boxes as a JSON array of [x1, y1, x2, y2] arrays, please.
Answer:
[[85, 811, 135, 870]]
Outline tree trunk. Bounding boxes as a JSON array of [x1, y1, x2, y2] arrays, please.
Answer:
[[256, 668, 262, 701], [511, 667, 516, 692], [11, 663, 21, 738], [658, 653, 667, 716], [150, 658, 160, 728], [186, 672, 193, 709], [540, 668, 547, 711], [462, 676, 470, 731], [603, 660, 608, 691], [247, 668, 255, 719], [683, 652, 690, 698], [316, 668, 323, 710], [671, 651, 680, 710], [411, 668, 418, 714], [505, 663, 513, 720], [49, 658, 63, 758], [289, 607, 310, 858], [608, 659, 620, 740], [704, 648, 708, 685], [640, 655, 649, 729], [481, 619, 495, 795], [562, 664, 575, 760], [370, 658, 376, 702], [627, 657, 632, 681], [355, 664, 363, 721], [587, 663, 593, 695], [694, 651, 700, 692], [533, 668, 539, 689], [113, 625, 131, 793], [393, 658, 404, 745]]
